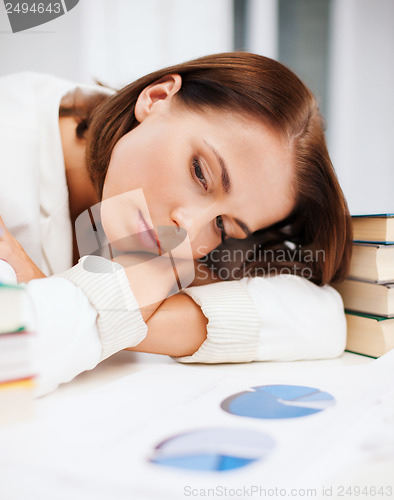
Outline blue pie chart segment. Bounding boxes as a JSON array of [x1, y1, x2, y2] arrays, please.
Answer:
[[221, 384, 335, 419], [150, 428, 275, 472]]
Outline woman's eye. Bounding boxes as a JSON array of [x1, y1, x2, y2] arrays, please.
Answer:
[[216, 215, 224, 231], [192, 156, 207, 190], [216, 215, 227, 243]]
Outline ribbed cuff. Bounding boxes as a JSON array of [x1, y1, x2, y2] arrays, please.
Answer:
[[56, 256, 147, 360], [174, 280, 261, 363]]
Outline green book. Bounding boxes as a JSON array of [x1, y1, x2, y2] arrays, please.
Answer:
[[345, 310, 394, 358], [0, 283, 27, 334]]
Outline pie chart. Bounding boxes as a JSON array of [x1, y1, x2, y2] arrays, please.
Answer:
[[221, 384, 335, 419], [149, 428, 275, 472]]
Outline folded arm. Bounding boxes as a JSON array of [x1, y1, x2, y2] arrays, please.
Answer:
[[129, 275, 347, 363], [126, 292, 208, 357]]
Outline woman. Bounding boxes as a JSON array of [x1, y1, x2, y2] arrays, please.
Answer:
[[0, 52, 352, 396]]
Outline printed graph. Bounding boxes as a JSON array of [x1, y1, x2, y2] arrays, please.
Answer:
[[221, 384, 335, 419], [150, 428, 275, 472]]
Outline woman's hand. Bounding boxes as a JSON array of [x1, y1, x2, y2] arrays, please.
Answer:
[[0, 216, 46, 283]]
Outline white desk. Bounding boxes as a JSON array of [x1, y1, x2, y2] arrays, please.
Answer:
[[40, 349, 372, 402], [1, 351, 393, 500]]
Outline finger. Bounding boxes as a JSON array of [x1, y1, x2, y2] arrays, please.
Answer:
[[0, 240, 11, 261], [0, 215, 9, 236], [0, 218, 15, 241]]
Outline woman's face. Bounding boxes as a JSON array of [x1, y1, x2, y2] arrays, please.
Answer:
[[102, 78, 295, 260]]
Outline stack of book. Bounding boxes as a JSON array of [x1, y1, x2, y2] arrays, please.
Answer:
[[0, 283, 35, 424], [334, 214, 394, 357]]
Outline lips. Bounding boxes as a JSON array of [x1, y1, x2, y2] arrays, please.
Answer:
[[136, 210, 160, 251]]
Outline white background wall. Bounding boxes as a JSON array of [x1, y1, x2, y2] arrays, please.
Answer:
[[77, 0, 234, 87], [1, 0, 393, 215], [327, 0, 394, 215], [0, 0, 234, 88], [246, 0, 278, 59], [0, 0, 83, 81]]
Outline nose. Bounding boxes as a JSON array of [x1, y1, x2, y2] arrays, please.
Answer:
[[170, 205, 212, 242]]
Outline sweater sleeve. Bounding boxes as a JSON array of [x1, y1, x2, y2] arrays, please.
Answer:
[[16, 255, 147, 397], [174, 274, 346, 364], [55, 255, 148, 361], [25, 276, 102, 397]]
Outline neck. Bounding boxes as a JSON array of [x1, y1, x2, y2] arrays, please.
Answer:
[[59, 115, 99, 225]]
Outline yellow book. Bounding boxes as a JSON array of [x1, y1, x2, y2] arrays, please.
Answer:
[[345, 311, 394, 358], [352, 214, 394, 243], [0, 377, 35, 425], [348, 243, 394, 282], [334, 279, 394, 317]]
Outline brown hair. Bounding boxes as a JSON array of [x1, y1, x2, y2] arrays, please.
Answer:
[[62, 52, 352, 286]]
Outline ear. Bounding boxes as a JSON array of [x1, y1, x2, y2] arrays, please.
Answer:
[[134, 74, 182, 123]]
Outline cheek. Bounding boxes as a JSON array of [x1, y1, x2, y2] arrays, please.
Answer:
[[104, 136, 139, 198], [190, 233, 218, 260]]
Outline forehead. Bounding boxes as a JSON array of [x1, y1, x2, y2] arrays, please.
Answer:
[[178, 107, 296, 232]]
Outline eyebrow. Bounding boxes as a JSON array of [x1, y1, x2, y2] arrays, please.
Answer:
[[204, 140, 253, 238], [204, 140, 232, 195], [234, 218, 252, 237]]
